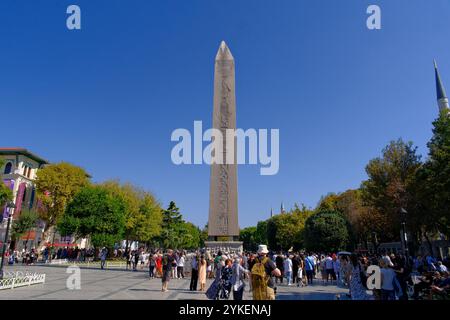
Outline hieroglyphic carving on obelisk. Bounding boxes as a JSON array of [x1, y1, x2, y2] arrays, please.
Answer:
[[208, 41, 239, 240]]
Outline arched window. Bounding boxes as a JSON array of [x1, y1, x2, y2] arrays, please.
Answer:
[[3, 162, 12, 174]]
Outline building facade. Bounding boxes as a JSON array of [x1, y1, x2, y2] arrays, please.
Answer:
[[0, 148, 48, 250]]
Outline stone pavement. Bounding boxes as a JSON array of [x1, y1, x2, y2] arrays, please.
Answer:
[[0, 264, 352, 300]]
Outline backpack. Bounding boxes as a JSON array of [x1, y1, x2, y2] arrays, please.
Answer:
[[251, 257, 270, 300]]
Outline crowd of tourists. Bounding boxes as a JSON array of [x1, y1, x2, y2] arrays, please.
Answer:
[[5, 243, 449, 300], [134, 246, 450, 301]]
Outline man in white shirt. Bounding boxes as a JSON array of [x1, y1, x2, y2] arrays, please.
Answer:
[[325, 255, 334, 282], [284, 255, 293, 285]]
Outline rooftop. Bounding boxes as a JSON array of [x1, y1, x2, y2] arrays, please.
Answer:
[[0, 147, 49, 165]]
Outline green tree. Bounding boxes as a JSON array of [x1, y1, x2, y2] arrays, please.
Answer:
[[135, 193, 163, 244], [59, 185, 126, 248], [11, 209, 38, 250], [178, 222, 202, 249], [414, 110, 450, 240], [35, 162, 90, 242], [0, 159, 13, 206], [267, 204, 313, 251], [159, 201, 184, 249], [239, 226, 257, 251], [360, 139, 422, 242], [100, 181, 141, 250], [304, 211, 350, 252], [254, 220, 268, 245]]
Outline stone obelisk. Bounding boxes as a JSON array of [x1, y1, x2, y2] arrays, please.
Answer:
[[206, 41, 242, 253]]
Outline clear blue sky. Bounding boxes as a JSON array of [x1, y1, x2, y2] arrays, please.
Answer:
[[1, 0, 449, 228]]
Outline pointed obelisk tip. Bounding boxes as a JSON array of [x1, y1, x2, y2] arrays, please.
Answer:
[[216, 40, 234, 61]]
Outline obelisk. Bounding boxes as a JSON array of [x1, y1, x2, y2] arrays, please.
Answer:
[[206, 41, 241, 253]]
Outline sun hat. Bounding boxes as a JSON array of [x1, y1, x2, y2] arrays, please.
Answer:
[[257, 244, 269, 254]]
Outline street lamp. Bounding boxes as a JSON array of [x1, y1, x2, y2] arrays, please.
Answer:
[[0, 201, 16, 279], [371, 231, 378, 254], [400, 208, 409, 262]]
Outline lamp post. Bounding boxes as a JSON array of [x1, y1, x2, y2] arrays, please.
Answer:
[[371, 231, 378, 254], [400, 208, 409, 262], [0, 201, 16, 279]]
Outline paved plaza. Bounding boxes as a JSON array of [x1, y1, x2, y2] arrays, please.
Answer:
[[0, 264, 352, 300]]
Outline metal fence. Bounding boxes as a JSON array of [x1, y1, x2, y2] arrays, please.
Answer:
[[0, 271, 46, 290]]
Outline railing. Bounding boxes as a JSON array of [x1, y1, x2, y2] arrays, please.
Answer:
[[46, 260, 128, 269], [0, 271, 46, 290]]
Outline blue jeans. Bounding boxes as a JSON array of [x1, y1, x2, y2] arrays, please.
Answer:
[[285, 271, 292, 285]]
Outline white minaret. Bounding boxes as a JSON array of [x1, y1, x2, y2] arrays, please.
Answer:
[[434, 60, 449, 111]]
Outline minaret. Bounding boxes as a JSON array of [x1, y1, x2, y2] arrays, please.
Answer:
[[270, 208, 274, 218], [434, 60, 449, 111], [207, 41, 239, 242], [280, 202, 285, 214]]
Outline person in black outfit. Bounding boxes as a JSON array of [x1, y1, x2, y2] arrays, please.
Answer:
[[133, 250, 139, 271], [190, 254, 199, 291], [292, 254, 300, 285], [162, 249, 175, 292], [275, 253, 284, 284]]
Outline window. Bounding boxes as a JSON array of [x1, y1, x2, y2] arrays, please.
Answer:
[[3, 162, 12, 174]]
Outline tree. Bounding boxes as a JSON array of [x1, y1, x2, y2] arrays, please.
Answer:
[[11, 209, 38, 250], [134, 193, 163, 245], [319, 190, 371, 249], [101, 181, 145, 251], [59, 185, 126, 248], [240, 226, 257, 251], [159, 201, 184, 249], [0, 159, 13, 207], [35, 162, 90, 242], [414, 110, 450, 239], [360, 139, 422, 242], [178, 222, 202, 249], [304, 211, 350, 252], [254, 220, 268, 246], [267, 204, 313, 251]]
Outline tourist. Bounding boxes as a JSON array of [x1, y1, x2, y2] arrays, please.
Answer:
[[133, 250, 139, 271], [177, 252, 185, 279], [190, 253, 199, 291], [304, 253, 315, 285], [198, 254, 207, 291], [437, 261, 448, 273], [125, 250, 132, 270], [171, 252, 178, 279], [100, 247, 108, 270], [349, 253, 371, 300], [292, 254, 300, 285], [231, 256, 248, 300], [333, 254, 340, 284], [275, 253, 284, 284], [149, 253, 156, 278], [251, 245, 281, 300], [325, 254, 335, 283], [284, 255, 293, 286], [379, 257, 399, 300], [156, 253, 163, 277], [161, 249, 174, 292], [220, 258, 233, 299]]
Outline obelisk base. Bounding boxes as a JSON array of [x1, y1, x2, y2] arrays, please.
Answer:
[[205, 241, 243, 255]]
